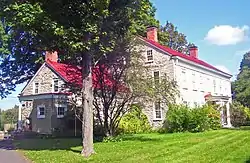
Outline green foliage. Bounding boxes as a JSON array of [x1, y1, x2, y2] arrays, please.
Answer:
[[163, 104, 221, 133], [0, 0, 158, 98], [0, 109, 3, 130], [232, 51, 250, 107], [240, 51, 250, 72], [1, 105, 18, 124], [118, 105, 151, 134], [232, 67, 250, 107], [158, 21, 195, 54], [230, 102, 250, 127]]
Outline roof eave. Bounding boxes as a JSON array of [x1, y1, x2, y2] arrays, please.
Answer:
[[138, 37, 232, 79], [175, 56, 232, 78]]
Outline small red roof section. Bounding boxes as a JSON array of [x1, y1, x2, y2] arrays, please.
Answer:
[[141, 37, 231, 76], [46, 60, 126, 91]]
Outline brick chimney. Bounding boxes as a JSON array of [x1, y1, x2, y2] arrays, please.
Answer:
[[45, 51, 58, 62], [189, 46, 198, 58], [147, 26, 158, 42]]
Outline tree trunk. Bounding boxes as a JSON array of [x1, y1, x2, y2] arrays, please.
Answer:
[[81, 53, 95, 157], [103, 104, 110, 137]]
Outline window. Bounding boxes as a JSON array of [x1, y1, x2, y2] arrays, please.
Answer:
[[37, 105, 45, 119], [213, 79, 216, 93], [224, 85, 228, 95], [153, 71, 160, 85], [34, 82, 39, 94], [181, 69, 187, 89], [147, 50, 153, 61], [54, 79, 59, 92], [154, 101, 162, 119], [219, 80, 222, 95], [200, 75, 204, 92], [57, 107, 65, 118], [192, 72, 197, 90], [182, 70, 186, 82], [206, 78, 210, 92], [56, 104, 67, 118]]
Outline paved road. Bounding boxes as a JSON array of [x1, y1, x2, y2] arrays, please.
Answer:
[[0, 139, 29, 163]]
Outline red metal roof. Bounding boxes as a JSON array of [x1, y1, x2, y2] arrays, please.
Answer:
[[46, 60, 126, 90], [141, 37, 231, 76]]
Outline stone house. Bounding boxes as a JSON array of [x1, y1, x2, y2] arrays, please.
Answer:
[[18, 27, 232, 134]]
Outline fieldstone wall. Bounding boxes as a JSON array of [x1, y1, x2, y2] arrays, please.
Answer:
[[22, 64, 65, 96], [138, 98, 168, 129], [21, 100, 33, 120], [135, 41, 174, 128]]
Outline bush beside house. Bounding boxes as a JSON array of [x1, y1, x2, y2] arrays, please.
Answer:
[[162, 104, 221, 133], [118, 105, 152, 134], [230, 102, 250, 127]]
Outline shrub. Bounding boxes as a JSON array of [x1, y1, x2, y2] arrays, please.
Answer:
[[231, 102, 250, 127], [163, 104, 190, 133], [163, 104, 221, 133], [204, 104, 221, 129], [118, 104, 151, 134]]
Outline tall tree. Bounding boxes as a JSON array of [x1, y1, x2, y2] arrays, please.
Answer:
[[158, 21, 195, 54], [1, 105, 18, 124], [232, 51, 250, 106], [232, 67, 250, 107], [69, 37, 179, 137], [1, 0, 158, 157], [239, 51, 250, 72]]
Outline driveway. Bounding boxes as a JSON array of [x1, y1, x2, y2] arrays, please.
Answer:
[[0, 139, 30, 163]]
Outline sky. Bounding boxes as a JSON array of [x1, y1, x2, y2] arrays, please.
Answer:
[[0, 0, 249, 110]]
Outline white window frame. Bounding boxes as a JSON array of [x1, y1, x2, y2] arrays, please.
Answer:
[[219, 80, 222, 95], [213, 79, 216, 93], [153, 71, 160, 85], [206, 78, 210, 92], [154, 101, 162, 120], [52, 78, 59, 92], [192, 72, 197, 91], [37, 104, 45, 119], [181, 69, 187, 89], [34, 82, 39, 94], [146, 49, 153, 62], [200, 75, 204, 92], [55, 104, 67, 118]]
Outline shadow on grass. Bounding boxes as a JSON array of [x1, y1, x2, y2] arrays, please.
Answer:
[[14, 137, 82, 154], [12, 133, 161, 154], [245, 157, 250, 163], [222, 126, 250, 131], [119, 135, 161, 142]]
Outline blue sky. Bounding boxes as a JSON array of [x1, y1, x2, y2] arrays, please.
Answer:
[[0, 0, 249, 110], [152, 0, 250, 77]]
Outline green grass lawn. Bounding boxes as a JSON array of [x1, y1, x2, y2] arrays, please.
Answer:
[[14, 129, 250, 163]]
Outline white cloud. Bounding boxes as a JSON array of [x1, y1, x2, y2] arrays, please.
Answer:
[[205, 25, 249, 45], [215, 65, 231, 74]]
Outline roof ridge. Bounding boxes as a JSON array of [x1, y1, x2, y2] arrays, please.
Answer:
[[140, 37, 232, 76]]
